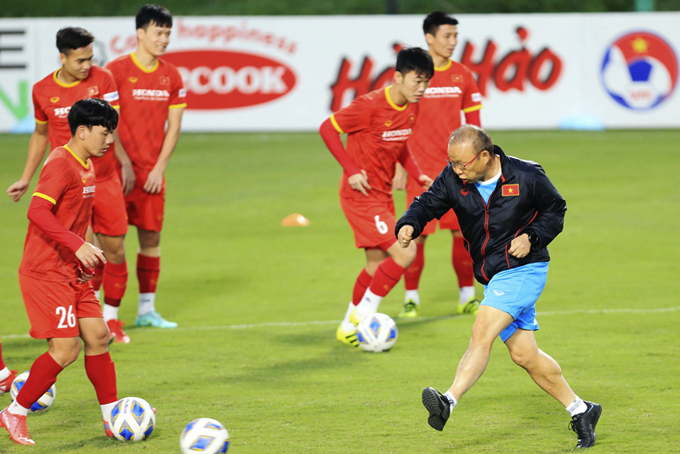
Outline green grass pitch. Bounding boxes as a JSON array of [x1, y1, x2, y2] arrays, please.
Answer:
[[0, 130, 678, 453]]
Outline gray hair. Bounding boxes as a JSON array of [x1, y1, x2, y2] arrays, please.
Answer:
[[448, 125, 494, 155]]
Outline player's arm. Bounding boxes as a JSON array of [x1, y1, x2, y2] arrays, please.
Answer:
[[6, 122, 49, 202], [462, 69, 483, 127], [393, 163, 406, 190], [464, 109, 481, 127], [112, 127, 136, 196], [144, 106, 184, 194], [319, 117, 371, 197], [398, 143, 431, 190]]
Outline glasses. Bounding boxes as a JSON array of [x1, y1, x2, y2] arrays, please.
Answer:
[[447, 150, 483, 170]]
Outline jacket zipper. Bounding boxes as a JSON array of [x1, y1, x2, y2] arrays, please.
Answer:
[[478, 193, 492, 283]]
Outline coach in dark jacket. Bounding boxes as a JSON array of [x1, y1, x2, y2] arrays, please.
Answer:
[[398, 125, 601, 450]]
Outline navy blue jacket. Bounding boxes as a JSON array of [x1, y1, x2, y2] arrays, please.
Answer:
[[395, 145, 566, 285]]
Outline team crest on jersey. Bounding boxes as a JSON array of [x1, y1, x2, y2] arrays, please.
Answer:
[[160, 76, 170, 85], [384, 120, 392, 127], [88, 86, 99, 97], [129, 77, 138, 83], [452, 74, 464, 83], [82, 177, 87, 183], [50, 97, 60, 103], [502, 184, 519, 196]]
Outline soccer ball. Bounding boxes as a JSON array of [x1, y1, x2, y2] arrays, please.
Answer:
[[10, 371, 56, 413], [356, 313, 398, 352], [180, 418, 229, 453], [110, 397, 155, 441]]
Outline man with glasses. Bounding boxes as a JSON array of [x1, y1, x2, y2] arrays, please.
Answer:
[[395, 125, 602, 449]]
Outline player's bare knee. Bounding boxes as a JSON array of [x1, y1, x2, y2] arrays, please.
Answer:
[[50, 342, 81, 367], [391, 242, 416, 268]]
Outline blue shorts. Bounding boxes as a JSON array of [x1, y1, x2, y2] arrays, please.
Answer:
[[481, 262, 549, 343]]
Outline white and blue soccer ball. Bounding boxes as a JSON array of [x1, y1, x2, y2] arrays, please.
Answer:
[[10, 371, 56, 413], [110, 397, 155, 441], [180, 418, 229, 454], [357, 313, 398, 352]]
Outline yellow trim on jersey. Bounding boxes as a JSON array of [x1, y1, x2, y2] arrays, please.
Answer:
[[113, 105, 120, 110], [329, 115, 344, 134], [33, 192, 56, 205], [35, 118, 48, 124], [169, 103, 187, 109], [53, 70, 81, 88], [64, 145, 90, 169], [435, 59, 453, 72], [463, 104, 483, 113], [131, 51, 159, 73], [385, 86, 407, 112]]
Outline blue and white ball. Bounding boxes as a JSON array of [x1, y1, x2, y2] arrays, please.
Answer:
[[357, 313, 398, 352], [10, 371, 56, 413], [180, 418, 229, 453], [110, 397, 155, 441]]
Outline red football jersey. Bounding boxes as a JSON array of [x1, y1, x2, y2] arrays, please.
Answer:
[[19, 146, 96, 283], [106, 52, 186, 178], [409, 59, 482, 173], [32, 66, 120, 180], [331, 86, 418, 201]]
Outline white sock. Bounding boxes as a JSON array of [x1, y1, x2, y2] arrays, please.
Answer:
[[103, 304, 119, 322], [0, 367, 10, 381], [94, 290, 101, 301], [443, 391, 457, 412], [8, 401, 29, 417], [101, 401, 117, 423], [405, 290, 420, 305], [355, 289, 382, 319], [459, 286, 475, 304], [566, 396, 587, 416], [341, 302, 355, 331], [138, 293, 156, 316]]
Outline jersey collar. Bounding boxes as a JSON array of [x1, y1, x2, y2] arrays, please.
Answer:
[[131, 51, 159, 73], [53, 69, 81, 88], [385, 86, 408, 112], [435, 59, 452, 72], [64, 145, 90, 169]]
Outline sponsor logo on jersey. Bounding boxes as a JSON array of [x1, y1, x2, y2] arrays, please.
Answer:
[[161, 50, 297, 110], [54, 107, 71, 118], [178, 88, 187, 98], [424, 86, 463, 98], [50, 97, 60, 103], [132, 89, 171, 101], [82, 185, 95, 197], [88, 86, 99, 97], [472, 93, 482, 103], [103, 91, 119, 103], [601, 31, 678, 110], [382, 128, 411, 141]]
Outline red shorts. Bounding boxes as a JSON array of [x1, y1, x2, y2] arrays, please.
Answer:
[[92, 177, 128, 236], [125, 180, 166, 232], [18, 274, 102, 339], [406, 173, 460, 235], [340, 196, 397, 250]]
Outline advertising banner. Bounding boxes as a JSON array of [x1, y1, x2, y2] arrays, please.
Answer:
[[0, 13, 678, 132]]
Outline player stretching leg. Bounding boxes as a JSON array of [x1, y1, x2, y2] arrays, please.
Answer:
[[395, 12, 483, 318], [0, 340, 17, 396], [106, 4, 186, 328], [0, 100, 119, 445], [320, 48, 434, 346], [5, 27, 132, 343]]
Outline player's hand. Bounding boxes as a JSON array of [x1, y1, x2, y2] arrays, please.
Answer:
[[143, 169, 164, 194], [392, 163, 406, 191], [418, 174, 433, 190], [75, 242, 106, 269], [120, 162, 136, 196], [77, 267, 95, 284], [398, 225, 415, 248], [6, 180, 29, 202], [508, 233, 531, 258], [348, 170, 372, 197]]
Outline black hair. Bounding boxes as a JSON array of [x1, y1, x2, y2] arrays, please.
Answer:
[[423, 11, 459, 36], [56, 27, 94, 55], [68, 98, 118, 137], [449, 125, 494, 156], [136, 4, 173, 30], [395, 47, 434, 79]]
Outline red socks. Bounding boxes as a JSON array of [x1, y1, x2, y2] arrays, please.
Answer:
[[369, 257, 406, 297], [452, 236, 474, 287], [137, 254, 160, 294], [404, 242, 425, 291], [0, 341, 5, 369], [352, 269, 373, 306], [84, 352, 118, 405], [92, 262, 105, 292], [16, 353, 63, 409], [103, 261, 128, 307]]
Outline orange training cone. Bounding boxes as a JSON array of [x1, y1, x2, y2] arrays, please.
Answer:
[[281, 213, 310, 226]]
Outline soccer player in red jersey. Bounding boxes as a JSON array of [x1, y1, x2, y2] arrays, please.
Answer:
[[0, 99, 119, 446], [395, 11, 484, 319], [0, 341, 17, 397], [5, 27, 133, 344], [320, 47, 434, 346], [105, 4, 186, 329]]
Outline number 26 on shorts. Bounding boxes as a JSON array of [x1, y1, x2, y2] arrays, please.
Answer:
[[374, 215, 388, 234], [56, 306, 76, 329]]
